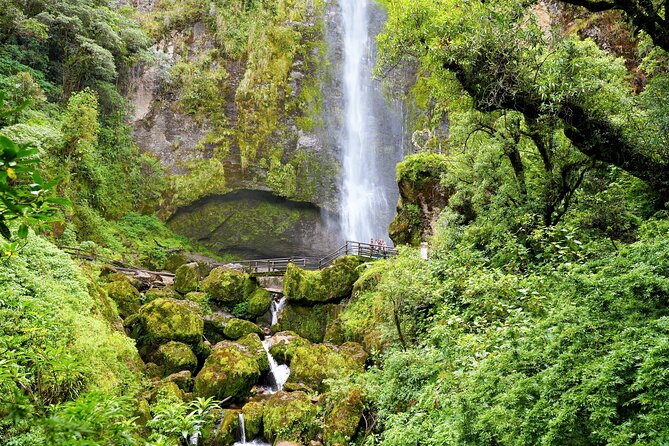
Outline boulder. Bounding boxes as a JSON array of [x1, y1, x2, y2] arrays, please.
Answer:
[[194, 334, 268, 401], [242, 400, 265, 440], [323, 388, 364, 446], [263, 391, 321, 444], [273, 303, 340, 343], [164, 370, 193, 392], [267, 331, 311, 364], [204, 312, 232, 344], [174, 262, 201, 294], [216, 409, 240, 446], [185, 291, 209, 309], [223, 318, 263, 340], [201, 266, 257, 304], [245, 288, 273, 318], [139, 298, 203, 346], [149, 381, 185, 404], [103, 280, 141, 319], [157, 341, 198, 374], [287, 344, 365, 392], [145, 287, 181, 302], [283, 256, 363, 304]]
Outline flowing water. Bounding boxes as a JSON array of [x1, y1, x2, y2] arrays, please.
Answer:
[[232, 413, 271, 446], [270, 296, 287, 326], [339, 0, 404, 242], [262, 338, 290, 392]]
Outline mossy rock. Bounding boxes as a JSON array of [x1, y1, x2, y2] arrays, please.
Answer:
[[165, 252, 189, 273], [164, 370, 193, 392], [185, 291, 209, 310], [283, 256, 363, 304], [157, 341, 198, 375], [145, 287, 181, 302], [216, 409, 240, 446], [242, 400, 265, 440], [223, 318, 263, 340], [201, 266, 257, 304], [263, 391, 321, 444], [139, 298, 204, 346], [273, 303, 340, 343], [204, 312, 232, 344], [149, 381, 185, 404], [268, 331, 311, 364], [286, 344, 364, 393], [245, 288, 273, 318], [174, 262, 201, 294], [323, 388, 364, 446], [193, 334, 268, 401], [103, 280, 141, 319], [352, 262, 386, 296]]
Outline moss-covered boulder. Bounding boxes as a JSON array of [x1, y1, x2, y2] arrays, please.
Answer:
[[273, 303, 340, 343], [283, 256, 363, 304], [193, 334, 268, 401], [242, 400, 265, 440], [174, 262, 201, 294], [145, 287, 181, 302], [268, 331, 311, 364], [204, 312, 231, 344], [245, 288, 273, 318], [352, 262, 386, 296], [323, 388, 364, 446], [139, 298, 204, 346], [185, 291, 209, 309], [216, 409, 240, 446], [164, 370, 192, 392], [263, 391, 321, 444], [201, 266, 257, 304], [149, 381, 185, 404], [157, 341, 198, 374], [103, 279, 141, 319], [287, 344, 365, 392], [223, 318, 263, 340]]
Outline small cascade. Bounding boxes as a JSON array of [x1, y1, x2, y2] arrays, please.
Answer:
[[238, 413, 246, 444], [262, 338, 290, 393], [270, 296, 286, 326]]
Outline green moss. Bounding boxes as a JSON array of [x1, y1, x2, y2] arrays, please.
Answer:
[[338, 291, 391, 353], [201, 266, 257, 304], [193, 334, 267, 401], [163, 370, 193, 392], [283, 256, 364, 304], [242, 400, 265, 440], [263, 391, 321, 444], [139, 298, 204, 346], [268, 331, 311, 364], [273, 303, 340, 343], [185, 291, 210, 312], [223, 318, 263, 340], [286, 344, 365, 393], [323, 388, 364, 446], [245, 288, 273, 318], [149, 381, 185, 404], [352, 261, 388, 296], [103, 279, 141, 319], [174, 262, 201, 294], [157, 341, 198, 375], [144, 287, 181, 302]]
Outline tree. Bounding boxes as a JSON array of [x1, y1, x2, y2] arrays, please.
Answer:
[[377, 0, 669, 203]]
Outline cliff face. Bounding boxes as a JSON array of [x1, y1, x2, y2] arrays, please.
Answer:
[[125, 0, 344, 257]]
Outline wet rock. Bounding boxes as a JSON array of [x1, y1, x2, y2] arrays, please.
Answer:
[[201, 267, 257, 304], [263, 391, 321, 444], [223, 318, 263, 340], [242, 400, 265, 440], [245, 288, 273, 318], [267, 331, 311, 364], [273, 303, 340, 343]]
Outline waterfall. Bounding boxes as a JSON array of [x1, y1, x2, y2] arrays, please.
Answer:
[[262, 338, 290, 393], [339, 0, 404, 243], [270, 296, 286, 326], [238, 413, 246, 444]]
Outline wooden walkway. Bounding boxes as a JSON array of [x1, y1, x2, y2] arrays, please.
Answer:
[[234, 241, 397, 277]]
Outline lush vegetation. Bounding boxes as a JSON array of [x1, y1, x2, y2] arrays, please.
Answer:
[[1, 0, 669, 445]]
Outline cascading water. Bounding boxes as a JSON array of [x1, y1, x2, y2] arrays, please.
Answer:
[[339, 0, 404, 242], [270, 296, 286, 326], [262, 338, 290, 392], [232, 412, 271, 446]]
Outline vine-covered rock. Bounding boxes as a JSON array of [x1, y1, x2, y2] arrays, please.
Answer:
[[287, 344, 365, 392], [174, 262, 201, 294], [323, 388, 364, 446], [157, 341, 198, 375], [263, 391, 321, 444], [267, 331, 311, 364], [201, 267, 257, 304], [103, 279, 141, 319], [283, 256, 364, 304], [193, 334, 268, 401], [139, 298, 204, 346]]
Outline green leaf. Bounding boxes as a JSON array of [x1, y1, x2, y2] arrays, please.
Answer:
[[0, 220, 11, 240], [45, 197, 71, 206], [17, 224, 28, 239]]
